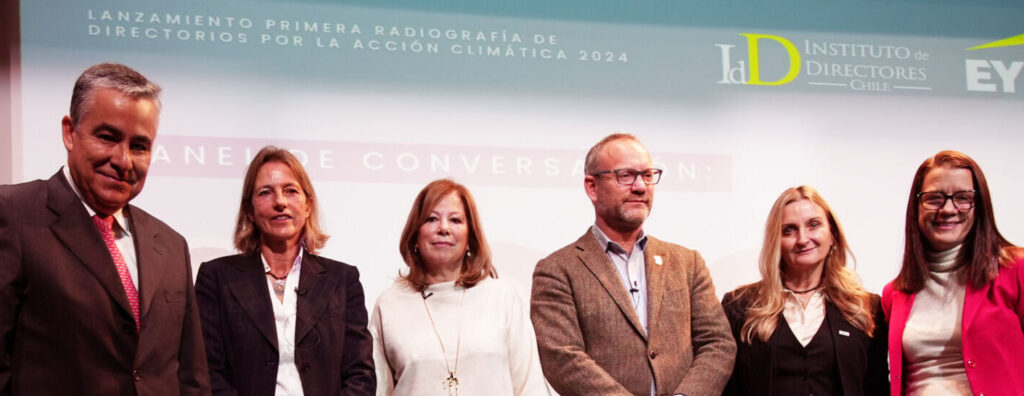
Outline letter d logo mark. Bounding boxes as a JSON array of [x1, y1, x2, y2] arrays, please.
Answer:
[[740, 33, 801, 86]]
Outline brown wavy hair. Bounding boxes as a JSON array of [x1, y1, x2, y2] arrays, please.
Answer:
[[894, 150, 1022, 293], [736, 186, 875, 343], [398, 179, 496, 292], [233, 146, 328, 255]]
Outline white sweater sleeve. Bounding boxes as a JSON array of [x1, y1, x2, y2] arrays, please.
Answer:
[[504, 285, 553, 396], [369, 301, 396, 396]]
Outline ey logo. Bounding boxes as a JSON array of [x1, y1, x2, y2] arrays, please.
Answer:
[[717, 34, 801, 86], [965, 33, 1024, 93]]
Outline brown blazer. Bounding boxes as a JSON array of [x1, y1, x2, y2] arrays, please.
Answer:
[[0, 172, 211, 396], [530, 230, 736, 396], [195, 253, 375, 396]]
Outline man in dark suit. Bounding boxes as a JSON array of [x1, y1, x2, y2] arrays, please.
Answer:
[[0, 63, 211, 395], [530, 133, 736, 396]]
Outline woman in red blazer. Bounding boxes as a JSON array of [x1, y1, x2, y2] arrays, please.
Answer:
[[882, 150, 1024, 396]]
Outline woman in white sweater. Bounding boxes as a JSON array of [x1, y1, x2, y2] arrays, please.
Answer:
[[370, 179, 550, 396]]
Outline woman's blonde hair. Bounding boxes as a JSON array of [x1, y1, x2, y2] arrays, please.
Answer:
[[737, 185, 875, 343]]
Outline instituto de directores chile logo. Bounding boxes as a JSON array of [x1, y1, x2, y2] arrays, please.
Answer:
[[716, 33, 931, 92]]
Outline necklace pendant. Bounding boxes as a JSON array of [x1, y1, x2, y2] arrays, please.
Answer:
[[272, 279, 287, 293], [443, 370, 459, 396]]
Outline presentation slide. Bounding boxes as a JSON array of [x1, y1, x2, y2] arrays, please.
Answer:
[[11, 0, 1024, 305]]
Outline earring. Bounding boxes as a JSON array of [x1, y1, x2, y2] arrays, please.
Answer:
[[824, 244, 836, 262], [466, 250, 472, 258], [413, 245, 419, 254]]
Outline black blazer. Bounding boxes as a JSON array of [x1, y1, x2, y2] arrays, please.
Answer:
[[0, 172, 211, 396], [195, 253, 374, 396], [721, 284, 888, 396]]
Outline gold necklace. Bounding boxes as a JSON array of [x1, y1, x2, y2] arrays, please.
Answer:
[[422, 287, 466, 396]]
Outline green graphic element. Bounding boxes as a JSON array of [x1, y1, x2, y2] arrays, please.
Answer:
[[969, 33, 1024, 50], [741, 33, 801, 86]]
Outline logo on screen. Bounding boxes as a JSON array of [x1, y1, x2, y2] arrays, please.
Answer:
[[965, 33, 1024, 94], [716, 34, 801, 86], [714, 33, 931, 93]]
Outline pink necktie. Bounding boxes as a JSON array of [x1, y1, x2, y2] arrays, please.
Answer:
[[93, 215, 140, 331]]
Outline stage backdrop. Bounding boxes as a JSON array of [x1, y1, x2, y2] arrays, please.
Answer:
[[12, 0, 1024, 306]]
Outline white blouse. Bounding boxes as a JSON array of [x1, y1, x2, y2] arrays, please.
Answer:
[[782, 289, 826, 347], [262, 249, 305, 396], [370, 277, 550, 396]]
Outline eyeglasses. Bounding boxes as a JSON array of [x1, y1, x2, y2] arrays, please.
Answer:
[[591, 168, 663, 185], [917, 190, 977, 211]]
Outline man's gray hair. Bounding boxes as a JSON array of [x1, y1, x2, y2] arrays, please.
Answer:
[[583, 133, 642, 175], [69, 63, 162, 125]]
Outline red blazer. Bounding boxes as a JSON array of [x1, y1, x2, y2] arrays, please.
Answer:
[[882, 258, 1024, 396]]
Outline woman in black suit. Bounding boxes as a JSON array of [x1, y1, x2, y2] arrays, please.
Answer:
[[722, 186, 886, 396], [196, 146, 374, 396]]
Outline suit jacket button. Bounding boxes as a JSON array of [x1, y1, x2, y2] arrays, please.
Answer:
[[122, 324, 134, 334], [648, 350, 657, 359], [966, 359, 976, 368], [301, 362, 311, 372]]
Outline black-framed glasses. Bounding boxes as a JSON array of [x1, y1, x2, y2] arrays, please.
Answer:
[[916, 190, 977, 211], [591, 168, 663, 185]]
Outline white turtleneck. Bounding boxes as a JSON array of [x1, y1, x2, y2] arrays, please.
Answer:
[[902, 244, 973, 396]]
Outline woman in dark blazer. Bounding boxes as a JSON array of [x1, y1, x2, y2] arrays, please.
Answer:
[[722, 186, 887, 396], [195, 146, 374, 396]]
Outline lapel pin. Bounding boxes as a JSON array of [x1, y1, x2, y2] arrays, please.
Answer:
[[654, 255, 663, 265], [838, 330, 850, 337]]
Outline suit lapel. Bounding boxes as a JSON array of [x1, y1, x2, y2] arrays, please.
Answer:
[[961, 282, 984, 336], [825, 301, 853, 390], [766, 315, 788, 391], [46, 174, 136, 320], [645, 238, 665, 337], [576, 232, 647, 340], [888, 290, 914, 372], [225, 254, 279, 351], [294, 254, 332, 343], [127, 206, 168, 321]]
